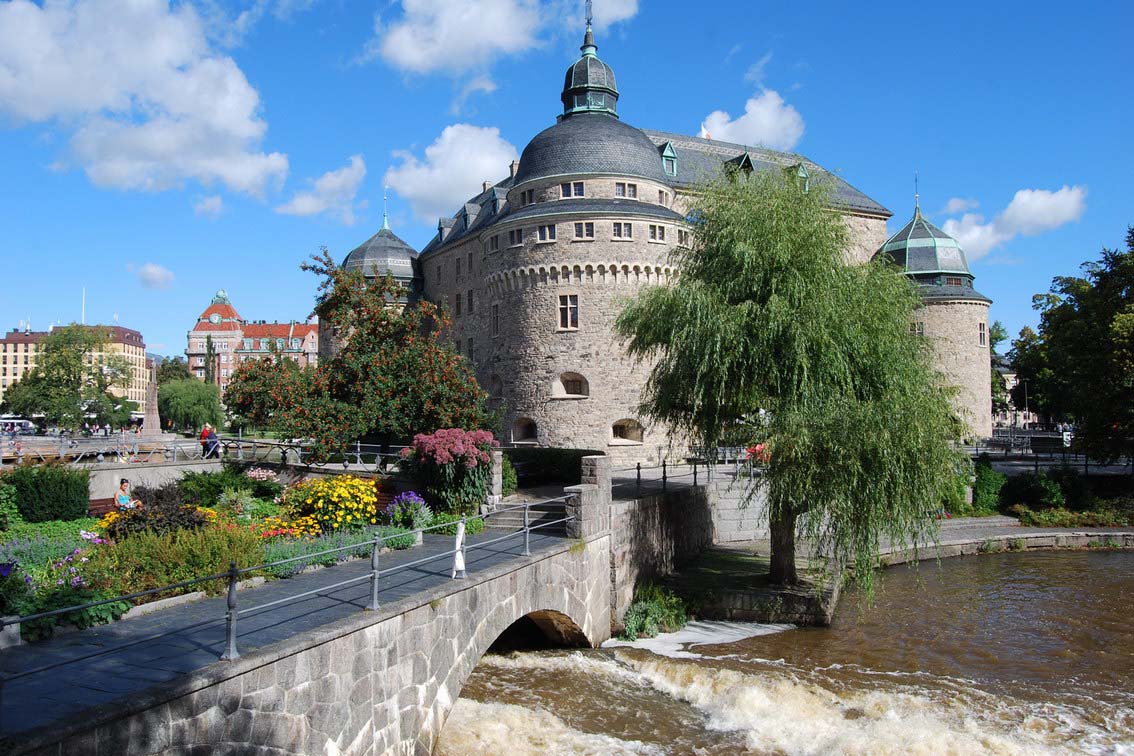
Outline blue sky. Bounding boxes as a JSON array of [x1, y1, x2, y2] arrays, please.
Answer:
[[1, 0, 1130, 356]]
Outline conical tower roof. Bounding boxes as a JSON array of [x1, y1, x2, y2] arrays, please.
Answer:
[[876, 207, 972, 277], [342, 225, 419, 281]]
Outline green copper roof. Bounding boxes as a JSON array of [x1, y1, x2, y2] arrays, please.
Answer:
[[875, 206, 973, 277], [561, 24, 619, 118]]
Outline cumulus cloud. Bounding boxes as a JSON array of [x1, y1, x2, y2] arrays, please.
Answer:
[[941, 197, 979, 214], [0, 0, 288, 196], [136, 263, 174, 289], [276, 155, 367, 224], [699, 90, 805, 151], [451, 76, 498, 115], [358, 0, 638, 107], [194, 195, 224, 217], [384, 125, 518, 222], [941, 185, 1087, 260]]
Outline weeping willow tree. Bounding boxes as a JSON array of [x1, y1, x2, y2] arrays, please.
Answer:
[[615, 171, 965, 589]]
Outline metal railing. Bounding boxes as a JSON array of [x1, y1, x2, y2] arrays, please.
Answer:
[[0, 495, 574, 727]]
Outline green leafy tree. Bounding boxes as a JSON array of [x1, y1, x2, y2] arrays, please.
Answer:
[[0, 325, 133, 430], [224, 350, 313, 431], [156, 357, 192, 385], [615, 172, 964, 588], [989, 321, 1010, 416], [204, 336, 217, 385], [158, 379, 223, 431], [1011, 227, 1134, 460], [237, 248, 488, 459]]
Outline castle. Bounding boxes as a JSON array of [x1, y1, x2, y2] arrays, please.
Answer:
[[334, 23, 992, 461]]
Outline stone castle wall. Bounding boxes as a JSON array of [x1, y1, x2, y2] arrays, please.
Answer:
[[918, 298, 992, 438]]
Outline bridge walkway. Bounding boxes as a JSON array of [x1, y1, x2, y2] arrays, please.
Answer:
[[0, 530, 568, 740]]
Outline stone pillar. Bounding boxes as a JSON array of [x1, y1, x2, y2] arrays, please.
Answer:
[[483, 449, 503, 514], [564, 455, 611, 540]]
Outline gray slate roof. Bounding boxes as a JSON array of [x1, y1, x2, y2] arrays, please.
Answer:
[[515, 113, 669, 185], [641, 129, 890, 217], [342, 227, 420, 280], [498, 198, 685, 224], [917, 283, 991, 304]]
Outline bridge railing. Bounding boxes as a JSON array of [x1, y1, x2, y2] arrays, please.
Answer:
[[0, 495, 574, 726], [610, 457, 763, 497]]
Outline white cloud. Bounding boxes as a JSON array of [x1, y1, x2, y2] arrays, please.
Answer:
[[360, 0, 542, 74], [194, 195, 224, 217], [942, 185, 1087, 260], [384, 125, 518, 222], [358, 0, 638, 103], [136, 263, 174, 289], [0, 0, 288, 196], [744, 51, 773, 85], [941, 197, 979, 214], [276, 155, 367, 224], [699, 90, 805, 151], [452, 75, 498, 115]]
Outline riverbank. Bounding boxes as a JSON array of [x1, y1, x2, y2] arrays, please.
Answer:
[[661, 518, 1134, 626]]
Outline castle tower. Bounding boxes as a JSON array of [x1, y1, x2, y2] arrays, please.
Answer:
[[875, 205, 993, 438]]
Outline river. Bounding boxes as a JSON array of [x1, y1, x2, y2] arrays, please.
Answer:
[[437, 550, 1134, 755]]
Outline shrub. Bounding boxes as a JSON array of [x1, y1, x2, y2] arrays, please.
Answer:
[[1008, 503, 1134, 528], [972, 462, 1006, 510], [0, 481, 22, 530], [1046, 466, 1094, 510], [4, 465, 90, 522], [84, 525, 265, 600], [4, 517, 99, 543], [0, 561, 32, 616], [18, 583, 130, 642], [429, 511, 485, 536], [217, 487, 256, 516], [240, 467, 285, 500], [242, 499, 285, 521], [103, 497, 208, 540], [400, 429, 496, 516], [284, 475, 381, 532], [178, 469, 253, 507], [999, 473, 1064, 510], [501, 456, 518, 497], [0, 533, 88, 585], [384, 491, 433, 530], [132, 481, 184, 510], [620, 584, 687, 641]]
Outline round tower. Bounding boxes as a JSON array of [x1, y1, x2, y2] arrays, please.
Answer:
[[875, 205, 992, 439], [478, 23, 686, 463]]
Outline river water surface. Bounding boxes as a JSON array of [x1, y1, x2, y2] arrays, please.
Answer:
[[437, 550, 1133, 755]]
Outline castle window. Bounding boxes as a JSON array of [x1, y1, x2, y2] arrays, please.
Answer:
[[658, 190, 668, 205], [512, 418, 538, 443], [979, 322, 987, 347], [560, 182, 585, 198], [537, 224, 557, 242], [467, 338, 475, 361], [664, 157, 677, 176], [574, 222, 595, 239], [467, 289, 474, 313], [613, 222, 633, 239], [678, 229, 691, 247], [520, 189, 535, 206], [456, 257, 462, 279], [649, 225, 666, 242], [508, 228, 523, 246], [614, 182, 638, 199], [558, 294, 579, 330], [467, 252, 474, 273], [436, 263, 442, 280], [488, 235, 499, 252], [454, 293, 462, 317], [611, 419, 645, 445], [492, 304, 500, 337], [554, 371, 590, 398]]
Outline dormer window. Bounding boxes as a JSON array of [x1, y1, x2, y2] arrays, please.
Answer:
[[560, 182, 584, 198], [945, 276, 965, 287], [663, 157, 677, 176]]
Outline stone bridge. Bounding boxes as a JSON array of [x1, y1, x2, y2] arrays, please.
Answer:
[[1, 458, 625, 756]]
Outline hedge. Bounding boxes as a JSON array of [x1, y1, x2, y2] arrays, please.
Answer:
[[3, 465, 90, 522]]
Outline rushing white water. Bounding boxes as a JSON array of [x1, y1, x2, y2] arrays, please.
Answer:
[[602, 619, 795, 659]]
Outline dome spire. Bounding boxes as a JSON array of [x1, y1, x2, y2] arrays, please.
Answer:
[[560, 4, 620, 118], [581, 1, 596, 56], [914, 171, 921, 217], [382, 185, 390, 230]]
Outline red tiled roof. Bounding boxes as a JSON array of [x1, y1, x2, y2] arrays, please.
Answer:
[[191, 321, 242, 332], [198, 303, 242, 321], [241, 322, 317, 338]]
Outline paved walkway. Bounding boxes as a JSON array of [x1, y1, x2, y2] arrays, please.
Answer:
[[0, 529, 567, 739]]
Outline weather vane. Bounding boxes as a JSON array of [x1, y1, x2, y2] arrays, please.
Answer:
[[585, 0, 592, 26]]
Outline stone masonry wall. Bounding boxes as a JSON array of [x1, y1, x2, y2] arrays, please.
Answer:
[[19, 539, 611, 756], [709, 475, 769, 542], [918, 298, 992, 438], [608, 485, 714, 626]]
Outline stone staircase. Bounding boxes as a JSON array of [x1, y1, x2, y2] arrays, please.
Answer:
[[485, 500, 569, 537]]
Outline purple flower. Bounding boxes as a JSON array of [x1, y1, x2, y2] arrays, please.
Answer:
[[0, 562, 14, 578]]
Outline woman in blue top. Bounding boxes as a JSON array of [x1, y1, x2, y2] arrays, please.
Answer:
[[115, 479, 142, 510]]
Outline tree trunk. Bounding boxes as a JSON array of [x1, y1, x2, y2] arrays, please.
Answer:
[[769, 504, 797, 584]]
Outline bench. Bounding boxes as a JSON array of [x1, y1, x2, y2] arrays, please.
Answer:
[[89, 498, 116, 518]]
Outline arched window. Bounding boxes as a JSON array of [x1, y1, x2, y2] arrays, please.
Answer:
[[611, 418, 644, 445], [487, 374, 504, 399], [512, 418, 538, 444], [552, 372, 589, 398]]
